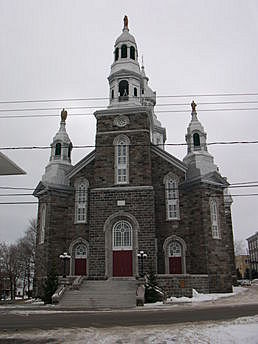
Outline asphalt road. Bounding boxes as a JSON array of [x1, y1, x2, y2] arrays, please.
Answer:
[[1, 303, 258, 331]]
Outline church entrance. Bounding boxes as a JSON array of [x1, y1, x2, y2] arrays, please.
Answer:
[[169, 241, 182, 274], [74, 244, 87, 276], [112, 220, 133, 277]]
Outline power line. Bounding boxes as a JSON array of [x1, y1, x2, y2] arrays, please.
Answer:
[[1, 92, 258, 105], [1, 192, 258, 205], [1, 100, 258, 113], [1, 180, 258, 192], [1, 184, 258, 197], [1, 140, 258, 151], [1, 107, 258, 119]]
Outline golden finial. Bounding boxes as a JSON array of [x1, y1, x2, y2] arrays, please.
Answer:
[[61, 108, 67, 122], [191, 101, 197, 112], [123, 15, 128, 30]]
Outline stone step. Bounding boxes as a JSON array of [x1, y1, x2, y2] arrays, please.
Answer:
[[58, 278, 137, 309]]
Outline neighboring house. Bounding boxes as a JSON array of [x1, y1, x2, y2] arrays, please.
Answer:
[[247, 232, 258, 278], [0, 152, 25, 175], [235, 255, 250, 279], [34, 16, 235, 299]]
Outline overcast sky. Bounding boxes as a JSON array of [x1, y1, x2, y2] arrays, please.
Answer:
[[0, 0, 257, 248]]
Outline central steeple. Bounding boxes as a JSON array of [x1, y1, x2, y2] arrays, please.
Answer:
[[108, 15, 141, 107]]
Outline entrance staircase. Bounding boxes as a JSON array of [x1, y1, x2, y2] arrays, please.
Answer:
[[57, 278, 137, 309]]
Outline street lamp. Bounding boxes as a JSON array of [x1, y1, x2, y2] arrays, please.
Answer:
[[137, 250, 147, 277], [59, 252, 71, 278]]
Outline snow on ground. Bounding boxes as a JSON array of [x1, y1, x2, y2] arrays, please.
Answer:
[[0, 315, 258, 343], [143, 286, 248, 307]]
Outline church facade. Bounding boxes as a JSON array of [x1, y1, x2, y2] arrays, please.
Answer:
[[34, 17, 235, 298]]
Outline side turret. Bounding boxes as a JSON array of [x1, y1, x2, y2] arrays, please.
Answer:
[[183, 101, 218, 179], [42, 109, 73, 186]]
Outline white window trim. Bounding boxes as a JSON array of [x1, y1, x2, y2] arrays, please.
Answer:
[[112, 220, 132, 251], [113, 135, 130, 185], [74, 178, 89, 224], [164, 173, 180, 220], [39, 203, 46, 244], [210, 198, 221, 239]]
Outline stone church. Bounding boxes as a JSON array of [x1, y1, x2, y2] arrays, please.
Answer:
[[34, 16, 235, 302]]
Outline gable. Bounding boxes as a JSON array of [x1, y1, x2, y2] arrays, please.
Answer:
[[67, 149, 95, 180], [151, 146, 187, 173]]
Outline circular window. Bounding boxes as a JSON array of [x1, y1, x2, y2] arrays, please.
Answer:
[[114, 115, 129, 128]]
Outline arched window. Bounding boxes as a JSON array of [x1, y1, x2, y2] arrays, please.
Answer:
[[130, 46, 135, 60], [39, 203, 46, 244], [164, 174, 180, 220], [75, 179, 89, 223], [193, 132, 200, 148], [114, 135, 130, 184], [121, 44, 127, 58], [55, 143, 61, 157], [75, 244, 87, 258], [119, 80, 129, 101], [210, 198, 220, 239], [169, 241, 182, 257], [68, 143, 72, 159], [113, 220, 132, 250], [133, 87, 137, 97], [115, 47, 119, 61]]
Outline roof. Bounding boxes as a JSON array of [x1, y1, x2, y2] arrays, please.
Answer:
[[151, 145, 187, 173], [0, 152, 26, 175]]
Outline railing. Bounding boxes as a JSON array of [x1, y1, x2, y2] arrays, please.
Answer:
[[52, 284, 66, 304], [71, 275, 84, 290]]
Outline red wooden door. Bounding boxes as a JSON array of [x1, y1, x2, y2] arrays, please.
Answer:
[[75, 258, 87, 275], [169, 257, 182, 274], [113, 250, 132, 277]]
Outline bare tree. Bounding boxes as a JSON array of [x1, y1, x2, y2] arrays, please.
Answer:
[[0, 243, 21, 300], [17, 219, 38, 298], [234, 240, 247, 256]]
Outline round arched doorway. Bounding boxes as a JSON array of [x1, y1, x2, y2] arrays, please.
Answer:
[[112, 220, 133, 277], [168, 241, 182, 274], [74, 243, 87, 276]]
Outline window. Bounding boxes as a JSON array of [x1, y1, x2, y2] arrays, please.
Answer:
[[113, 220, 132, 250], [133, 87, 137, 97], [55, 143, 61, 156], [68, 143, 72, 159], [75, 179, 89, 223], [210, 198, 221, 239], [115, 47, 119, 61], [121, 44, 127, 58], [119, 80, 129, 101], [169, 241, 182, 257], [111, 89, 114, 99], [193, 132, 200, 148], [39, 204, 46, 244], [75, 244, 87, 258], [130, 46, 135, 60], [164, 174, 180, 220], [114, 135, 130, 184]]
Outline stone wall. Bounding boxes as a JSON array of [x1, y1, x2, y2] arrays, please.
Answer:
[[156, 274, 209, 298]]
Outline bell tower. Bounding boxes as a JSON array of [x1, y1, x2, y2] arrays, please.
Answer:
[[183, 101, 218, 179], [42, 109, 73, 186]]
